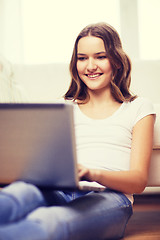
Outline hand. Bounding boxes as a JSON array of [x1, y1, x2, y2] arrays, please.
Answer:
[[78, 164, 98, 182], [78, 164, 89, 180]]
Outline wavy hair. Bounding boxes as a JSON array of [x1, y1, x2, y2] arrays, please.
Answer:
[[64, 23, 136, 103]]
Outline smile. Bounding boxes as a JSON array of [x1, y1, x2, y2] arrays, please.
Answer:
[[85, 73, 103, 79]]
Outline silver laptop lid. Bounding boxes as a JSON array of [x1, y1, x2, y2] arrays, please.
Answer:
[[0, 103, 79, 189]]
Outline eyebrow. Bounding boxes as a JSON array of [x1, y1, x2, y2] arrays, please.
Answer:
[[95, 51, 107, 55], [77, 51, 107, 55]]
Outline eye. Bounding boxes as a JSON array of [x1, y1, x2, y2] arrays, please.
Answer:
[[97, 55, 107, 59], [77, 56, 87, 61]]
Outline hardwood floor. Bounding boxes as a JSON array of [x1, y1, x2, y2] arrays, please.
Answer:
[[124, 194, 160, 239]]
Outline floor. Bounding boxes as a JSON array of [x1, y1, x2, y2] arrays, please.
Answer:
[[124, 194, 160, 239]]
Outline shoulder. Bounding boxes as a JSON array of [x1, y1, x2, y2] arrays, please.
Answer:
[[124, 97, 156, 126], [124, 97, 155, 112]]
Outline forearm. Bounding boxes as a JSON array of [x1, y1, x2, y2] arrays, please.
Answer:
[[91, 168, 147, 194]]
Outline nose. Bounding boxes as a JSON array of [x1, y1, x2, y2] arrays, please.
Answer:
[[87, 58, 97, 72]]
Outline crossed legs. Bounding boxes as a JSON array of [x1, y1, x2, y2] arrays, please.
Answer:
[[0, 181, 133, 240]]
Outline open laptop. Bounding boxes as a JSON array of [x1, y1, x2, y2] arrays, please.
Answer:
[[0, 103, 105, 191]]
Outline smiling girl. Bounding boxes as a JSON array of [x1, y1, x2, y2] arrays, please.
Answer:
[[0, 23, 156, 240]]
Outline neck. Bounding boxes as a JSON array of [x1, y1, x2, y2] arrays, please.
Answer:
[[87, 88, 116, 107], [78, 88, 122, 120]]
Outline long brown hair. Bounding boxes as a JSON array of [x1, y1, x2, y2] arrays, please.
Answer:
[[64, 23, 136, 103]]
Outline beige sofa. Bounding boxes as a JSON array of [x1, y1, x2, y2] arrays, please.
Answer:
[[13, 61, 160, 191]]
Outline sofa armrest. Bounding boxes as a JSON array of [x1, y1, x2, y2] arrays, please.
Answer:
[[153, 104, 160, 149], [147, 104, 160, 186], [147, 149, 160, 186]]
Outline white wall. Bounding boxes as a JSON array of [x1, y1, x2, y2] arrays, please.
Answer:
[[0, 0, 23, 63]]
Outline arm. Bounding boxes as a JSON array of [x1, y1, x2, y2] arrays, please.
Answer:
[[78, 114, 155, 194]]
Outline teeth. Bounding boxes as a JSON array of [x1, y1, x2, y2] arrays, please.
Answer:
[[87, 74, 101, 78]]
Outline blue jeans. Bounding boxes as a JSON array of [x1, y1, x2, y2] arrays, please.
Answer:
[[0, 181, 133, 240]]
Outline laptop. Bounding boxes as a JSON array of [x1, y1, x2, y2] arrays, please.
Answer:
[[0, 103, 105, 191]]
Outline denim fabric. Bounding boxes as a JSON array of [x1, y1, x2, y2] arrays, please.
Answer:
[[0, 181, 133, 240]]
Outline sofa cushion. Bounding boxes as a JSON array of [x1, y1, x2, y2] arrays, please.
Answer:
[[153, 104, 160, 149]]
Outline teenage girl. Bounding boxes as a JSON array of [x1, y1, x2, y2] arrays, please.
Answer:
[[0, 23, 155, 240]]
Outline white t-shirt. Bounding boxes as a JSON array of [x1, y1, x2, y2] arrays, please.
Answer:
[[73, 97, 156, 172]]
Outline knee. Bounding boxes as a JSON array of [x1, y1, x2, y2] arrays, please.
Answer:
[[2, 181, 34, 195], [0, 181, 46, 223], [3, 181, 44, 204], [27, 207, 49, 222], [27, 206, 67, 225], [27, 207, 70, 239], [3, 181, 38, 194]]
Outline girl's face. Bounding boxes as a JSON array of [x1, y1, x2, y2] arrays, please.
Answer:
[[76, 36, 112, 93]]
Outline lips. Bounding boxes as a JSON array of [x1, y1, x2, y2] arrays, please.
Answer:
[[85, 73, 103, 79]]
